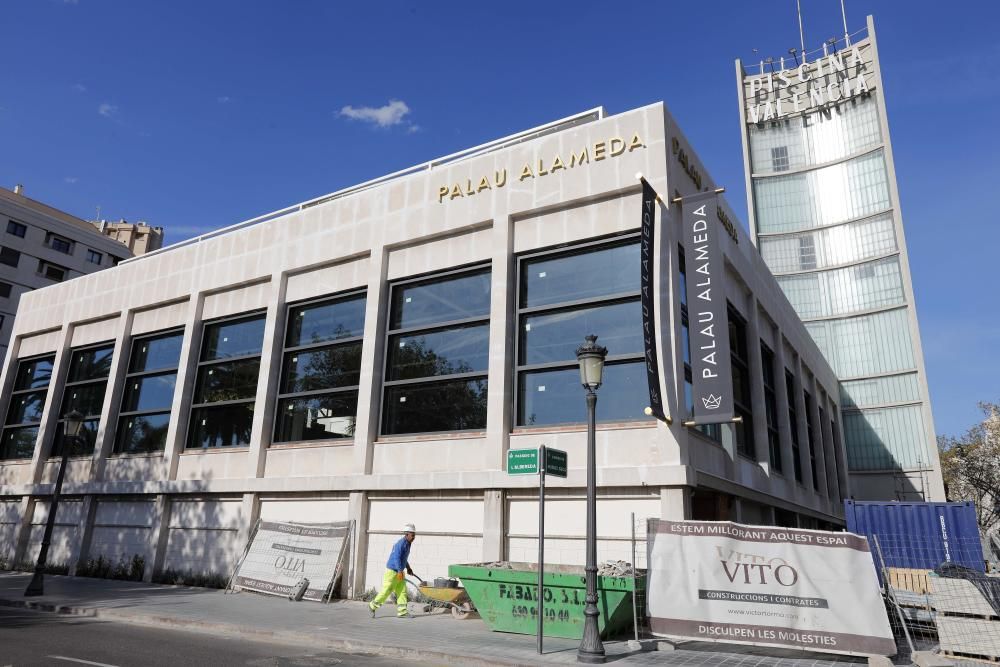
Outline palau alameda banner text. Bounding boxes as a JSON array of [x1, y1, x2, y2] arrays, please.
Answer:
[[646, 519, 895, 656], [639, 177, 667, 422], [681, 191, 734, 423], [233, 520, 351, 602]]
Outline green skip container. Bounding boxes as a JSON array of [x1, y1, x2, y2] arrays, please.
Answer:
[[448, 562, 643, 640]]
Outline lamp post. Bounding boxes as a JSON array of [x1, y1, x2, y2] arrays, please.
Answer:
[[575, 335, 607, 664], [24, 410, 85, 597]]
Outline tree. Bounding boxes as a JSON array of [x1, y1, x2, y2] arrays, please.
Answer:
[[938, 402, 1000, 532]]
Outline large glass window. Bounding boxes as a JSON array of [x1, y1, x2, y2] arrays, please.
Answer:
[[840, 372, 920, 409], [115, 330, 184, 454], [804, 308, 915, 378], [759, 213, 897, 274], [776, 255, 905, 319], [382, 268, 489, 435], [760, 342, 782, 473], [804, 390, 818, 491], [274, 292, 365, 443], [728, 307, 755, 458], [843, 404, 927, 471], [188, 313, 265, 449], [1, 355, 54, 460], [749, 95, 883, 173], [56, 344, 115, 456], [753, 150, 891, 234], [785, 370, 803, 483], [516, 239, 652, 428]]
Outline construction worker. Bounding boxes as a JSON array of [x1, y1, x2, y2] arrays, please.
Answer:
[[368, 523, 420, 618]]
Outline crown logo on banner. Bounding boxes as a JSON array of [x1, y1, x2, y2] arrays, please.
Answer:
[[702, 394, 723, 410]]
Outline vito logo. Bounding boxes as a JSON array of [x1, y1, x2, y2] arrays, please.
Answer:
[[702, 394, 723, 410], [720, 559, 799, 587], [274, 555, 306, 574]]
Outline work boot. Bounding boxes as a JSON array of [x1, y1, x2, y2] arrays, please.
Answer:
[[368, 603, 376, 618]]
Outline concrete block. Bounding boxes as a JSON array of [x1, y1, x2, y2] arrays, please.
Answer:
[[626, 639, 642, 652], [655, 640, 676, 651], [867, 657, 893, 667]]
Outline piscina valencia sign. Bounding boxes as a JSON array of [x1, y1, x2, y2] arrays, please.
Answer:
[[646, 519, 894, 656]]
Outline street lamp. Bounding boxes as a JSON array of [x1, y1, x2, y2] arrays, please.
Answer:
[[575, 335, 607, 664], [24, 410, 85, 597]]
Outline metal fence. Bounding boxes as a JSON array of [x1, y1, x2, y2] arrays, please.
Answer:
[[874, 532, 1000, 664]]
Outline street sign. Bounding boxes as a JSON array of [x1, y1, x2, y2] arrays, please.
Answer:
[[543, 448, 567, 478], [507, 448, 539, 475]]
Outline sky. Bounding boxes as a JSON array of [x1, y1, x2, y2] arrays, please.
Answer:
[[2, 0, 998, 438]]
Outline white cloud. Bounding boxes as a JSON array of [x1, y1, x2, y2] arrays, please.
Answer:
[[217, 96, 231, 104], [98, 103, 118, 117], [339, 99, 411, 128], [64, 176, 78, 184], [72, 83, 87, 93]]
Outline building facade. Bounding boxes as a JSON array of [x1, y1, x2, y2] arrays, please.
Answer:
[[90, 219, 164, 256], [0, 185, 133, 362], [0, 103, 848, 593], [735, 16, 944, 501]]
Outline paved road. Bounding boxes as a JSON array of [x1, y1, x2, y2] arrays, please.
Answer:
[[0, 606, 442, 667]]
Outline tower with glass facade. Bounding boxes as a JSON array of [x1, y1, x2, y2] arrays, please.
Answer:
[[735, 15, 944, 501]]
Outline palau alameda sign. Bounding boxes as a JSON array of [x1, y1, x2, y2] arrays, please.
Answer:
[[646, 519, 895, 656], [681, 191, 734, 423], [232, 520, 352, 602]]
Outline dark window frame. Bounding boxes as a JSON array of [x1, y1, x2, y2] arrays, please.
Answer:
[[113, 328, 184, 455], [38, 260, 68, 282], [804, 389, 820, 493], [0, 247, 20, 268], [6, 220, 26, 238], [760, 341, 783, 474], [785, 370, 803, 483], [514, 234, 650, 429], [86, 249, 103, 265], [45, 232, 75, 255], [53, 341, 115, 458], [273, 289, 366, 444], [0, 353, 55, 460], [379, 264, 491, 437], [728, 305, 755, 460], [186, 311, 266, 450], [0, 281, 11, 299]]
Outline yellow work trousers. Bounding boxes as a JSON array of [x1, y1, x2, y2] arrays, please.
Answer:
[[369, 568, 408, 616]]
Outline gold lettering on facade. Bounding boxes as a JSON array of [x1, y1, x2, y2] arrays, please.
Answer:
[[437, 133, 645, 202]]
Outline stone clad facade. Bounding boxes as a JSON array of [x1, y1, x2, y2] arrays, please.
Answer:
[[0, 103, 847, 592]]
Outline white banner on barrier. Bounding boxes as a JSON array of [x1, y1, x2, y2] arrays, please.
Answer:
[[233, 520, 350, 601], [647, 519, 895, 656]]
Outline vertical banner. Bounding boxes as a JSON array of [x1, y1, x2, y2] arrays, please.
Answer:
[[639, 178, 666, 422], [682, 191, 734, 423]]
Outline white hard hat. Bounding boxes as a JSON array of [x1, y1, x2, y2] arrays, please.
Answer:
[[403, 523, 416, 533]]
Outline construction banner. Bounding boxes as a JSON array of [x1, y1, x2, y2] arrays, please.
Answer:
[[646, 519, 895, 656], [639, 177, 667, 422], [233, 520, 351, 602]]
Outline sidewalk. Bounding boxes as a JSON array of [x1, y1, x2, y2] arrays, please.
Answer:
[[0, 572, 878, 666]]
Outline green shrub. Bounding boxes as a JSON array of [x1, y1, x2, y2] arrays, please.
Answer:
[[152, 568, 228, 589], [75, 554, 145, 582]]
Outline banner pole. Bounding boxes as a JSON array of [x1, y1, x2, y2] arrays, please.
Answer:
[[226, 517, 260, 595], [537, 445, 546, 655], [631, 512, 639, 642], [872, 534, 914, 655]]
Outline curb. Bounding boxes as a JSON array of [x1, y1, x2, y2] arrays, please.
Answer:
[[0, 596, 550, 667]]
